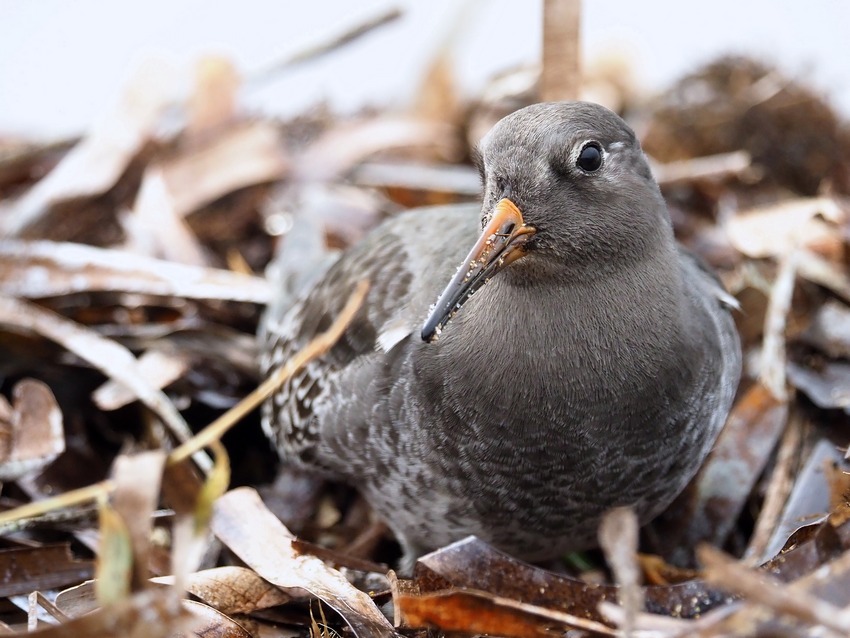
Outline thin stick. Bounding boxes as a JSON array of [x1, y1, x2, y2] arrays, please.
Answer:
[[743, 410, 803, 564], [653, 151, 753, 186], [541, 0, 582, 102], [760, 248, 798, 400], [249, 8, 402, 83], [699, 544, 850, 635]]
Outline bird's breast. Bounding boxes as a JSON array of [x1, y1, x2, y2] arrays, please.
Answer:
[[409, 272, 698, 451]]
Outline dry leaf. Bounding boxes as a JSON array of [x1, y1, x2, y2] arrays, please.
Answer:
[[5, 587, 190, 638], [394, 582, 613, 637], [755, 439, 842, 562], [0, 545, 93, 598], [292, 117, 458, 182], [788, 361, 850, 412], [0, 379, 64, 481], [124, 168, 208, 265], [170, 441, 230, 593], [211, 487, 397, 638], [413, 537, 732, 623], [187, 56, 240, 137], [0, 296, 203, 469], [93, 350, 189, 411], [725, 196, 845, 259], [0, 239, 271, 303], [182, 600, 252, 638], [160, 121, 288, 218], [801, 300, 850, 359], [152, 567, 292, 615], [95, 500, 133, 605]]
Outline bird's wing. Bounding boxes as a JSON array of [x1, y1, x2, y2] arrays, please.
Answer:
[[676, 246, 740, 310], [676, 244, 742, 454], [260, 204, 479, 464]]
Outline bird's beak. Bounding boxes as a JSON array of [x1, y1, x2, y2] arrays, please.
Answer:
[[421, 198, 536, 342]]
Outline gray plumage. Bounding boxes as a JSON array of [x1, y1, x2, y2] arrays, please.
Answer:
[[260, 102, 741, 563]]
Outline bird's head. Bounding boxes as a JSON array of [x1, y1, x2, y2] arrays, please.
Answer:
[[422, 101, 672, 342]]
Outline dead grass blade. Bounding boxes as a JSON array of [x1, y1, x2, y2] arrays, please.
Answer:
[[0, 239, 271, 303]]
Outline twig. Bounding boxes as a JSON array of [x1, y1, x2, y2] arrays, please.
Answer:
[[743, 409, 803, 564], [653, 151, 753, 186], [541, 0, 582, 102], [760, 248, 798, 401], [248, 7, 402, 84], [698, 544, 850, 635], [598, 507, 642, 637]]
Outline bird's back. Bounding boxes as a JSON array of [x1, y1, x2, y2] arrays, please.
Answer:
[[260, 204, 481, 472]]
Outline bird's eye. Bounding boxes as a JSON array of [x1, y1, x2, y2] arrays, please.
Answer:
[[576, 143, 603, 172]]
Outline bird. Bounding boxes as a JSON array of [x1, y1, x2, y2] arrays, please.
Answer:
[[260, 101, 741, 567]]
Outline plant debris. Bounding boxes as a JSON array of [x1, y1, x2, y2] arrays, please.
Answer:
[[1, 3, 850, 637]]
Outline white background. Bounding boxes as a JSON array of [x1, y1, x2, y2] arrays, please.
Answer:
[[1, 0, 848, 138]]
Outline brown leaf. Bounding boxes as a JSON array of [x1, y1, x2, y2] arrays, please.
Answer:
[[0, 296, 204, 470], [801, 300, 850, 359], [211, 487, 397, 638], [95, 499, 133, 605], [753, 439, 843, 562], [292, 118, 458, 182], [93, 350, 189, 411], [0, 379, 64, 481], [152, 567, 292, 615], [182, 600, 252, 638], [394, 582, 614, 637], [788, 360, 850, 412], [4, 587, 190, 638], [171, 440, 230, 584], [413, 537, 732, 623], [54, 580, 99, 618], [0, 544, 93, 598], [123, 168, 208, 266], [652, 150, 753, 186], [187, 56, 240, 137], [351, 161, 480, 208]]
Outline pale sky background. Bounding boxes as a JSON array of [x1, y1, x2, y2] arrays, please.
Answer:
[[0, 0, 848, 138]]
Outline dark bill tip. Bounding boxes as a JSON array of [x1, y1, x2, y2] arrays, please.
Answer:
[[421, 198, 535, 342]]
